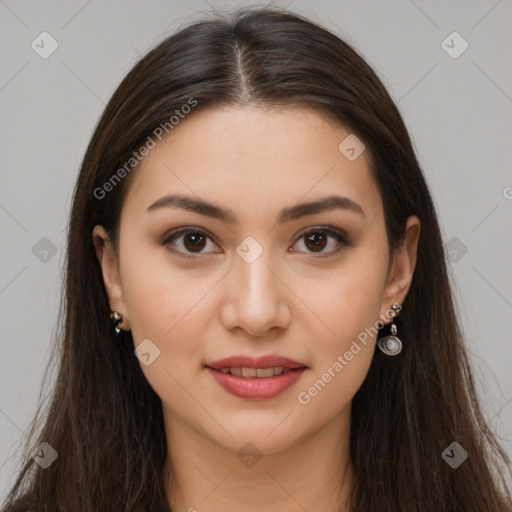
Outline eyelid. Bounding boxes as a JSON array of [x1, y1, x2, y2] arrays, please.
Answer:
[[291, 225, 349, 258], [160, 226, 220, 260], [294, 224, 348, 242], [160, 224, 349, 259], [162, 226, 213, 243]]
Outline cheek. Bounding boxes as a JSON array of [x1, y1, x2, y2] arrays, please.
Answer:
[[304, 250, 386, 345], [120, 240, 206, 339], [295, 293, 377, 423], [119, 243, 220, 369], [294, 251, 385, 409], [119, 248, 215, 411]]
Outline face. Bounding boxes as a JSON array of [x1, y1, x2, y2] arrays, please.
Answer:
[[93, 105, 419, 456]]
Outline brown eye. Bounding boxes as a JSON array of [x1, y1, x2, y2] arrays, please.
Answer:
[[161, 225, 349, 260], [304, 232, 328, 252], [182, 232, 207, 252], [161, 227, 220, 258], [292, 226, 349, 257]]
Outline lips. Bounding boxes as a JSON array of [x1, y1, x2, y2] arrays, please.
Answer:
[[204, 354, 308, 400], [217, 366, 291, 378], [205, 354, 307, 371]]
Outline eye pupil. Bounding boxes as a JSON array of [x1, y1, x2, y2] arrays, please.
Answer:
[[305, 232, 327, 252], [184, 233, 206, 252]]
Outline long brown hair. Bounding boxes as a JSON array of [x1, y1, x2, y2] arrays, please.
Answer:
[[2, 6, 511, 512]]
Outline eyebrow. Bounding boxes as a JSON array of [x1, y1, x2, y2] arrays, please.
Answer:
[[145, 194, 366, 224]]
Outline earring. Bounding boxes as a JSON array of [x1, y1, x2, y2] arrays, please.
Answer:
[[110, 311, 128, 336], [377, 302, 403, 356]]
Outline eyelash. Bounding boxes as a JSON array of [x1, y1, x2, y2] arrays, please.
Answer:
[[160, 225, 350, 260]]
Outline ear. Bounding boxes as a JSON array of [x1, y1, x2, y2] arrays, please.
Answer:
[[92, 225, 130, 331], [379, 215, 421, 323]]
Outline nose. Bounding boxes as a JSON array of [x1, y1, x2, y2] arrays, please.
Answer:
[[220, 249, 291, 337]]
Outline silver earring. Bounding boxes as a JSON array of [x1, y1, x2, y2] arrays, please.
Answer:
[[377, 302, 403, 356], [110, 311, 128, 336]]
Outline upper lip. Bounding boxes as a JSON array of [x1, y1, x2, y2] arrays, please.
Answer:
[[205, 355, 307, 370]]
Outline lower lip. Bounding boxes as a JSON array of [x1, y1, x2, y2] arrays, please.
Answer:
[[205, 367, 307, 400]]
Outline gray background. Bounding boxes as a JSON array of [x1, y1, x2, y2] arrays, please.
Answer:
[[1, 0, 511, 498]]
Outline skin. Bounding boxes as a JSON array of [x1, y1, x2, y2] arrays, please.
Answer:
[[93, 105, 420, 512]]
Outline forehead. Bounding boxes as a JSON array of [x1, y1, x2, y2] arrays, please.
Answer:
[[123, 105, 382, 223]]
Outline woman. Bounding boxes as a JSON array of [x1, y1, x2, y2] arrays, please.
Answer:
[[2, 6, 511, 512]]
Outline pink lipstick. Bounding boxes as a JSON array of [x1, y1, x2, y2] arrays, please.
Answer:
[[204, 354, 308, 400]]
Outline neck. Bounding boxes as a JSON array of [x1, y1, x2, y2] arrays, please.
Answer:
[[163, 405, 355, 512]]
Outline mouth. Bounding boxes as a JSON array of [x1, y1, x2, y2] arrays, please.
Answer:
[[204, 363, 308, 400], [205, 366, 302, 378]]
